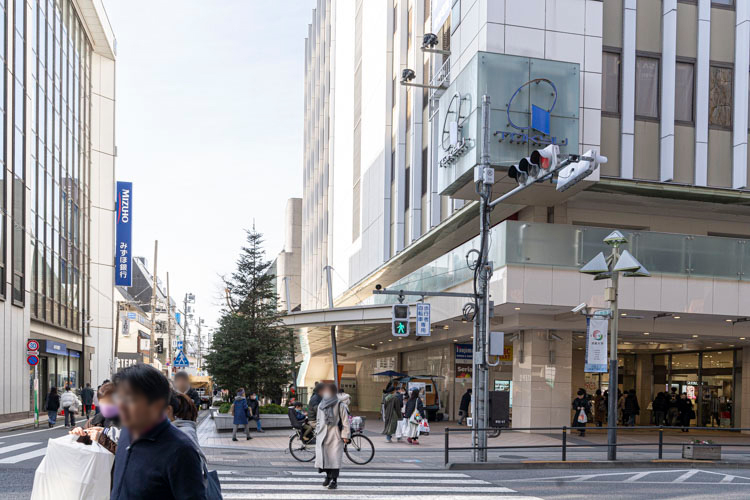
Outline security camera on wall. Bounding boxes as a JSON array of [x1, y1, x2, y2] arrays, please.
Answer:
[[571, 303, 587, 314], [401, 68, 416, 83]]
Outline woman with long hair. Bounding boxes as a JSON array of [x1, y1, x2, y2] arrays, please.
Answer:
[[315, 383, 351, 490], [404, 388, 424, 445]]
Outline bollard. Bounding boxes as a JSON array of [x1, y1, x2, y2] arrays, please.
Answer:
[[562, 426, 567, 461], [658, 427, 663, 459], [445, 427, 449, 466]]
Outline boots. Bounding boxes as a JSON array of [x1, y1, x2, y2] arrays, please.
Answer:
[[328, 479, 338, 489]]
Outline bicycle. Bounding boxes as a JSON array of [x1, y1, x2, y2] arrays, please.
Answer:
[[288, 416, 375, 465]]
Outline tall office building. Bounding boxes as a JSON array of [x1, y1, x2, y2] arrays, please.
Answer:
[[289, 0, 750, 429], [0, 0, 115, 422]]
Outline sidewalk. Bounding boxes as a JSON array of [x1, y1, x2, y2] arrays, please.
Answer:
[[0, 415, 49, 432]]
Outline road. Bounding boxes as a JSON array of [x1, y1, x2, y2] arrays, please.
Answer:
[[2, 423, 750, 499]]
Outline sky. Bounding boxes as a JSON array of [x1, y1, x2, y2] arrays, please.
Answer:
[[105, 1, 315, 330]]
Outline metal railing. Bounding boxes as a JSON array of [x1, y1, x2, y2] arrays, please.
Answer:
[[444, 426, 750, 466]]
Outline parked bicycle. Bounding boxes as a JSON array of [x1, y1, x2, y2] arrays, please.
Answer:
[[288, 415, 375, 465]]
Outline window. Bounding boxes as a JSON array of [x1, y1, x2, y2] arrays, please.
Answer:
[[709, 66, 732, 128], [711, 0, 733, 6], [675, 62, 694, 123], [602, 52, 620, 114], [635, 56, 659, 119]]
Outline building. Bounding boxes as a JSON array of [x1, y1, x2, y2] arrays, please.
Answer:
[[114, 287, 153, 370], [275, 198, 302, 312], [0, 0, 116, 422], [285, 0, 750, 430]]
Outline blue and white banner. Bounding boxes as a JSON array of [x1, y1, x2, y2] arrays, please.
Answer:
[[115, 181, 133, 287], [584, 316, 609, 373]]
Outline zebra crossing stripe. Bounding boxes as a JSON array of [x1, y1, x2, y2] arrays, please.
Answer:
[[221, 484, 516, 493], [222, 495, 542, 500], [220, 477, 489, 485], [286, 471, 471, 478], [0, 447, 47, 464], [0, 443, 39, 455]]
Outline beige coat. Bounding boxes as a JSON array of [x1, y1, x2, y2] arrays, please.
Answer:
[[314, 393, 351, 470]]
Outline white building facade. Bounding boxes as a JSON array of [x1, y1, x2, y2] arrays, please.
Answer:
[[0, 0, 115, 422], [292, 0, 750, 430]]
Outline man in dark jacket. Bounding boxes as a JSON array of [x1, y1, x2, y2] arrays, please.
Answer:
[[308, 383, 322, 423], [110, 364, 205, 500], [174, 371, 202, 410], [80, 383, 94, 418], [248, 392, 264, 433], [458, 389, 472, 425]]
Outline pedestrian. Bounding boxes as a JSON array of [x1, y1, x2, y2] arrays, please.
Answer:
[[110, 363, 206, 500], [248, 392, 264, 433], [405, 388, 425, 445], [666, 387, 680, 426], [572, 389, 589, 436], [60, 385, 78, 428], [381, 385, 401, 442], [308, 383, 322, 425], [69, 381, 121, 454], [623, 389, 640, 426], [315, 382, 351, 490], [231, 388, 252, 441], [174, 371, 202, 410], [291, 401, 314, 443], [45, 387, 60, 428], [616, 390, 626, 425], [652, 392, 667, 426], [678, 393, 694, 432], [166, 391, 206, 466], [394, 386, 409, 442], [81, 383, 95, 418], [593, 389, 606, 427], [381, 380, 395, 421], [458, 388, 472, 426]]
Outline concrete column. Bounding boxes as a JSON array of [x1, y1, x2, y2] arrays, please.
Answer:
[[741, 348, 750, 432], [635, 354, 653, 425], [512, 330, 573, 430]]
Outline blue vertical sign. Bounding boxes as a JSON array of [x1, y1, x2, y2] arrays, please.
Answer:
[[115, 182, 133, 286]]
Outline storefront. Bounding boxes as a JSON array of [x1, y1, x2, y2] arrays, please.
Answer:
[[36, 340, 82, 406]]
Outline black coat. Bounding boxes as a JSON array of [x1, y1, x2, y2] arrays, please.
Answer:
[[185, 388, 202, 409], [308, 393, 322, 417], [110, 418, 205, 500], [247, 398, 260, 418], [624, 394, 640, 414], [459, 392, 471, 412], [81, 387, 95, 405], [45, 393, 60, 412], [405, 397, 424, 419]]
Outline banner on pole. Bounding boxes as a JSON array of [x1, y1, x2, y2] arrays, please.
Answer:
[[115, 181, 133, 286], [584, 316, 608, 373]]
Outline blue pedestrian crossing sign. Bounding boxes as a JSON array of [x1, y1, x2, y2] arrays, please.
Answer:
[[174, 350, 190, 368]]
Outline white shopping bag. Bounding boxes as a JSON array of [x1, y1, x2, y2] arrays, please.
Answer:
[[31, 434, 115, 500], [394, 418, 409, 439]]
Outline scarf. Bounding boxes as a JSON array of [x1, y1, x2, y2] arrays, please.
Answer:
[[318, 395, 339, 426]]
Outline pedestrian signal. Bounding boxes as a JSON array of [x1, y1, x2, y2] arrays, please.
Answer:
[[392, 304, 410, 337]]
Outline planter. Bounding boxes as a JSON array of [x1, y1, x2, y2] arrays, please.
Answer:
[[213, 413, 291, 432], [682, 444, 721, 460]]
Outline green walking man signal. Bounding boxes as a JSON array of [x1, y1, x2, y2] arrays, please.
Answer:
[[392, 304, 410, 337]]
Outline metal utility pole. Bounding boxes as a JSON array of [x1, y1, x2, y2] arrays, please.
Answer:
[[149, 240, 159, 366], [472, 95, 493, 462], [166, 272, 173, 371], [196, 317, 203, 373], [113, 301, 121, 375], [324, 265, 339, 388], [607, 247, 620, 461]]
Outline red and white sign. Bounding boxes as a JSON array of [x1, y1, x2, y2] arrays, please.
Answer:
[[27, 354, 40, 366], [27, 340, 40, 351]]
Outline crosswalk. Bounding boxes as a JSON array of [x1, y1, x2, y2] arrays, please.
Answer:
[[217, 470, 544, 499], [507, 469, 750, 485], [0, 441, 47, 464]]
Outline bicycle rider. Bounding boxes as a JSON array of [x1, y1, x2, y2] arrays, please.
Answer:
[[292, 402, 314, 443]]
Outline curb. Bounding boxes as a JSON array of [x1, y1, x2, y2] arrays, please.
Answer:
[[447, 460, 750, 470]]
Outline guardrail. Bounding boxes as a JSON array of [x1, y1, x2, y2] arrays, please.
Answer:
[[444, 426, 750, 466]]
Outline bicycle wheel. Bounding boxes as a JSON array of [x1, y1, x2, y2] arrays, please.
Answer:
[[289, 434, 315, 462], [345, 433, 375, 465], [488, 428, 501, 438]]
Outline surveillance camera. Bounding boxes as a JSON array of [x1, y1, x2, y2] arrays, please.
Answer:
[[422, 33, 439, 48], [401, 68, 416, 83], [375, 284, 382, 291], [571, 303, 587, 314]]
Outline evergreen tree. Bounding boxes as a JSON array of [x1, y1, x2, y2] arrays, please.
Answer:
[[205, 228, 297, 402]]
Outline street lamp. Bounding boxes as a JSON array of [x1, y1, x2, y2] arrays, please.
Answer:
[[579, 230, 649, 461]]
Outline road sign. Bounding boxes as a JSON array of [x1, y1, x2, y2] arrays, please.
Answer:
[[416, 303, 431, 336], [27, 340, 40, 351], [174, 350, 190, 368], [27, 355, 39, 366], [177, 340, 184, 350]]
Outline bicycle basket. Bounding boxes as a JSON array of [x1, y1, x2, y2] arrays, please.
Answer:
[[350, 415, 366, 432]]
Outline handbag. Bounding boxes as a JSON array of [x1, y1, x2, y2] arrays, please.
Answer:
[[577, 409, 587, 424], [203, 463, 223, 500], [418, 419, 430, 435], [409, 410, 423, 425]]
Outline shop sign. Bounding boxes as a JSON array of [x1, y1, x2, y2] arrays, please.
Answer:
[[455, 343, 473, 362], [115, 181, 133, 287], [584, 317, 608, 373], [456, 364, 472, 379], [44, 340, 68, 356], [497, 345, 513, 365]]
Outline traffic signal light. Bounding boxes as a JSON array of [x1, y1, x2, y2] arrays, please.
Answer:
[[392, 304, 410, 337], [508, 145, 559, 187], [555, 149, 607, 192]]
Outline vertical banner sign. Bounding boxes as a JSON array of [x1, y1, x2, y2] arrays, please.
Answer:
[[585, 316, 609, 373], [416, 303, 431, 336], [115, 182, 133, 286]]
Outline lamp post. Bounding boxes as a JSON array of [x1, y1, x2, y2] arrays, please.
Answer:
[[579, 230, 649, 461]]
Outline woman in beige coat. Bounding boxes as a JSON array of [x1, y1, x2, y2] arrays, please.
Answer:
[[314, 383, 351, 490]]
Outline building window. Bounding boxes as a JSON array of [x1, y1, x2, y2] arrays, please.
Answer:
[[711, 0, 733, 6], [602, 51, 620, 114], [708, 65, 732, 129], [635, 56, 659, 119], [12, 0, 25, 305], [675, 62, 694, 123]]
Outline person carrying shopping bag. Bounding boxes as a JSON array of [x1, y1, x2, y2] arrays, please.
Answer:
[[405, 388, 424, 445], [60, 386, 78, 428], [69, 382, 121, 454]]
